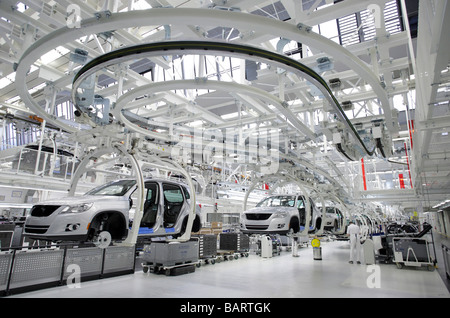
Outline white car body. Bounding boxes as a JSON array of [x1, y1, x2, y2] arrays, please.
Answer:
[[323, 207, 345, 231], [23, 178, 201, 243], [240, 194, 322, 235]]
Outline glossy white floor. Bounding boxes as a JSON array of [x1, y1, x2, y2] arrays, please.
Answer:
[[8, 240, 450, 298]]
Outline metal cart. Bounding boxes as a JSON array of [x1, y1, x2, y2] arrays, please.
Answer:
[[141, 240, 199, 276], [193, 234, 218, 266], [216, 250, 240, 262], [217, 233, 250, 260], [392, 236, 436, 271]]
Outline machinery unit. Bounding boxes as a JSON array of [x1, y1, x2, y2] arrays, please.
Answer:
[[255, 235, 281, 258], [142, 240, 199, 276], [362, 239, 376, 265], [442, 244, 450, 280], [375, 223, 435, 266], [392, 237, 436, 271], [260, 235, 273, 258]]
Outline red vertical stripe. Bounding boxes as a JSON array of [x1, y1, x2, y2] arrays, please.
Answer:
[[361, 158, 367, 191], [399, 173, 405, 189]]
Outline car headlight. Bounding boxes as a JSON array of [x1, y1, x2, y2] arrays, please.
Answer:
[[273, 211, 288, 219], [60, 203, 93, 214]]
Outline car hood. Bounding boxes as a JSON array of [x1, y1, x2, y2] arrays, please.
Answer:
[[243, 206, 294, 214], [36, 195, 126, 206]]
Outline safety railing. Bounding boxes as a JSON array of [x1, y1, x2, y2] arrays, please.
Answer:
[[0, 243, 136, 296], [0, 145, 80, 181]]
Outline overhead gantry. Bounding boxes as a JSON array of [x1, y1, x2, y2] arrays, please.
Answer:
[[15, 8, 395, 162], [11, 6, 403, 236]]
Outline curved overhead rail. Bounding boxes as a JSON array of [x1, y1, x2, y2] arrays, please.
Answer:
[[336, 143, 355, 161], [72, 41, 377, 158], [112, 79, 316, 142], [15, 8, 392, 152], [115, 80, 341, 189]]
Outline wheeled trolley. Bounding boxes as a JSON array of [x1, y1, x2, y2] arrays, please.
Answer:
[[144, 262, 198, 276], [142, 240, 199, 276], [219, 233, 250, 253], [392, 236, 436, 271], [215, 233, 250, 261], [215, 249, 249, 262], [193, 234, 218, 266]]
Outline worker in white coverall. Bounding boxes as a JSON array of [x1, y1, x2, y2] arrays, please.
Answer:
[[346, 221, 361, 264]]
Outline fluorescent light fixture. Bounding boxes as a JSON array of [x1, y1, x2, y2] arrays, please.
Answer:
[[433, 199, 450, 209], [0, 203, 33, 208]]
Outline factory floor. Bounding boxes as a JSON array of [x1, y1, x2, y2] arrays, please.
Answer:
[[7, 239, 450, 299]]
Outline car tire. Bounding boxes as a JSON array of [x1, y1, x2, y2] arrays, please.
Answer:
[[89, 212, 127, 242], [289, 217, 300, 233]]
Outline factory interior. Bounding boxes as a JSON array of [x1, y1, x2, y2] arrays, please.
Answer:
[[0, 0, 449, 304]]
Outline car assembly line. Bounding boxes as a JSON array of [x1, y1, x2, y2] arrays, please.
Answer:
[[0, 0, 448, 302]]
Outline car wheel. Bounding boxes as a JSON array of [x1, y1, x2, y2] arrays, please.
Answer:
[[89, 212, 127, 242], [93, 231, 112, 249]]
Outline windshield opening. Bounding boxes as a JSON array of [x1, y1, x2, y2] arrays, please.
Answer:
[[256, 195, 296, 207], [326, 207, 335, 213], [85, 179, 137, 196]]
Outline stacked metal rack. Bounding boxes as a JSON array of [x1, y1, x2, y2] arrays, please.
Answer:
[[217, 233, 250, 261], [141, 240, 199, 276], [193, 234, 218, 265]]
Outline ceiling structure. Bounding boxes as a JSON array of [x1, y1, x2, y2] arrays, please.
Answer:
[[0, 0, 449, 219]]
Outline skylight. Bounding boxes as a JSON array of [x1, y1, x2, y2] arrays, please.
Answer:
[[133, 0, 152, 10], [0, 72, 16, 90], [336, 0, 402, 46], [40, 46, 70, 65]]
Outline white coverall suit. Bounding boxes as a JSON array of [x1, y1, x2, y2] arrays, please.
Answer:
[[347, 223, 361, 263]]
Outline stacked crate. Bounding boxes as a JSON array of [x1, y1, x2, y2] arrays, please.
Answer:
[[219, 233, 250, 253], [193, 234, 217, 259], [192, 221, 223, 235], [211, 222, 223, 235]]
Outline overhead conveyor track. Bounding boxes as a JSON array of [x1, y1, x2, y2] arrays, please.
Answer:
[[7, 3, 421, 216], [14, 8, 394, 160], [71, 40, 378, 159]]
